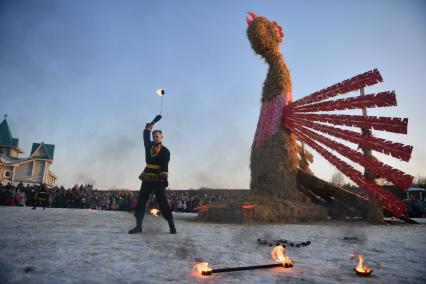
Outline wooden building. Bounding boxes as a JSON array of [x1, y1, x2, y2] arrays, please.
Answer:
[[0, 118, 57, 186]]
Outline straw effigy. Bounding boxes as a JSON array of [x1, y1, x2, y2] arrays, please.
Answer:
[[199, 13, 378, 223]]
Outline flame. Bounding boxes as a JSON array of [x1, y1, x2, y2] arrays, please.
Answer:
[[156, 89, 165, 96], [271, 245, 293, 267], [150, 209, 160, 216], [194, 204, 229, 212], [193, 262, 212, 273], [194, 205, 209, 212], [354, 254, 372, 274], [242, 204, 256, 209]]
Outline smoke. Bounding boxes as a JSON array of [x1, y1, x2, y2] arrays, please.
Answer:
[[73, 173, 96, 187], [232, 225, 274, 244], [169, 120, 252, 189], [339, 225, 368, 246], [71, 134, 140, 190]]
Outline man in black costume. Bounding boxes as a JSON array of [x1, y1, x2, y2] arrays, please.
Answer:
[[129, 115, 177, 234], [32, 184, 49, 210]]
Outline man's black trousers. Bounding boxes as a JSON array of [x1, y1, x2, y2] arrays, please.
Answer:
[[135, 181, 173, 222]]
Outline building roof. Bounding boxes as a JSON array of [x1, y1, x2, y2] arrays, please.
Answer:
[[31, 143, 55, 160], [0, 118, 23, 153], [0, 152, 30, 164], [408, 185, 425, 192], [0, 118, 14, 146]]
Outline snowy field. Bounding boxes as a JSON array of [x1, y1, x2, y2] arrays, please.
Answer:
[[0, 207, 425, 284]]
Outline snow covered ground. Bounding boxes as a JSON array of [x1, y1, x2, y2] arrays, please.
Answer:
[[0, 206, 425, 284]]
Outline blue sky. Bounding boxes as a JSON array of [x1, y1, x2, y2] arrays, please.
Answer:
[[1, 0, 425, 190]]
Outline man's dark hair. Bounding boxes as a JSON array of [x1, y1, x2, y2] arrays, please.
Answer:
[[152, 130, 162, 136]]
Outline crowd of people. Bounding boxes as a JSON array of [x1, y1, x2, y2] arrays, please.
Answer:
[[407, 193, 425, 218], [0, 183, 137, 211], [0, 182, 246, 213], [1, 182, 424, 217], [151, 190, 244, 213]]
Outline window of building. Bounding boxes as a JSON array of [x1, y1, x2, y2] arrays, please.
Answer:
[[3, 170, 12, 178]]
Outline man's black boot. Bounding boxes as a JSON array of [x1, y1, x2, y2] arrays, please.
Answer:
[[168, 219, 177, 234], [129, 215, 143, 234], [128, 226, 142, 234]]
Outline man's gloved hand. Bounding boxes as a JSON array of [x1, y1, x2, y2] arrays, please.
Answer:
[[151, 115, 162, 124]]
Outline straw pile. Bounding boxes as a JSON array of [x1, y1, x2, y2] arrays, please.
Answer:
[[198, 194, 328, 224], [250, 128, 299, 200]]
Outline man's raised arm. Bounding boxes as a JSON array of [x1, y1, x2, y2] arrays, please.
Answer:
[[143, 115, 162, 149]]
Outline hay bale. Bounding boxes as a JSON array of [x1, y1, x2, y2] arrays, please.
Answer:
[[198, 195, 328, 224]]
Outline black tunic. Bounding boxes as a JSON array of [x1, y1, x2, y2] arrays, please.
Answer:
[[141, 124, 170, 182]]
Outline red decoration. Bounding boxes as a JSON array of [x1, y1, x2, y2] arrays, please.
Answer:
[[252, 95, 286, 149], [285, 120, 407, 218], [290, 69, 383, 108], [285, 118, 412, 161], [286, 119, 413, 189], [290, 91, 397, 113], [286, 113, 408, 134], [246, 12, 258, 25], [283, 69, 413, 219]]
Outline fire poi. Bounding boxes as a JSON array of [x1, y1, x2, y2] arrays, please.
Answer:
[[194, 245, 293, 276], [155, 88, 165, 115], [150, 209, 161, 216], [198, 12, 415, 224]]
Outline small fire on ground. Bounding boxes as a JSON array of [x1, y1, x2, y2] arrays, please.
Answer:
[[271, 245, 293, 267], [350, 253, 373, 276]]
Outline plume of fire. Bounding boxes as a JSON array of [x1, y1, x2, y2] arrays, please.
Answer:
[[193, 204, 229, 212], [150, 209, 160, 216], [193, 262, 212, 274], [271, 245, 293, 267], [193, 205, 209, 212], [194, 203, 255, 211]]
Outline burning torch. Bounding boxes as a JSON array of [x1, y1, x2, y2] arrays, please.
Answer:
[[194, 245, 293, 276]]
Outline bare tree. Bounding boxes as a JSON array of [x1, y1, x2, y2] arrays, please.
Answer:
[[330, 171, 345, 187], [414, 176, 426, 187]]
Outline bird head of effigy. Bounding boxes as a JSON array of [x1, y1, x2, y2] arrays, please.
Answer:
[[246, 12, 284, 60]]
